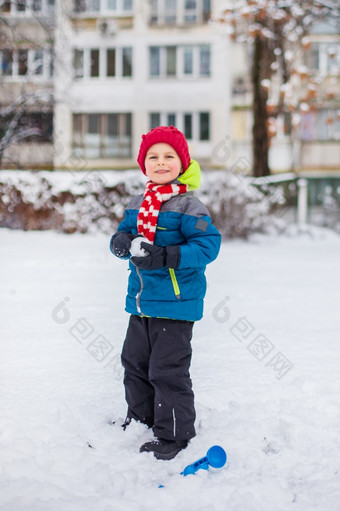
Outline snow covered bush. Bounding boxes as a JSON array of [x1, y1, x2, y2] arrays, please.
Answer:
[[311, 185, 340, 234], [199, 171, 286, 238], [0, 169, 286, 238]]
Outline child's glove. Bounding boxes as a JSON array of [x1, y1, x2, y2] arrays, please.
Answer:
[[131, 242, 180, 270], [110, 231, 136, 258]]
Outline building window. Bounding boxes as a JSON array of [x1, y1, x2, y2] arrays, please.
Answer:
[[122, 47, 132, 77], [89, 0, 100, 10], [148, 111, 210, 141], [301, 109, 340, 142], [72, 113, 132, 158], [199, 45, 210, 76], [166, 46, 176, 77], [184, 0, 196, 23], [86, 113, 101, 158], [73, 114, 83, 148], [48, 48, 54, 77], [0, 48, 53, 79], [305, 43, 319, 72], [0, 0, 54, 13], [107, 49, 116, 76], [202, 0, 210, 21], [184, 113, 192, 139], [73, 0, 133, 13], [90, 49, 100, 77], [306, 42, 340, 76], [1, 1, 11, 12], [150, 0, 210, 25], [149, 45, 210, 79], [183, 47, 193, 75], [33, 0, 43, 10], [33, 50, 44, 75], [1, 50, 13, 76], [150, 113, 161, 129], [150, 0, 157, 24], [74, 0, 84, 12], [167, 113, 176, 126], [73, 47, 133, 78], [29, 112, 53, 142], [123, 0, 132, 10], [17, 0, 27, 12], [199, 112, 210, 140], [165, 0, 176, 24], [106, 113, 132, 157], [74, 49, 84, 78], [150, 47, 160, 76], [18, 50, 28, 76], [75, 0, 100, 11], [15, 112, 53, 143]]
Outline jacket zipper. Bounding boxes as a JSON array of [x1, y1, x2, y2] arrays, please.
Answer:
[[135, 265, 144, 314], [169, 268, 181, 300]]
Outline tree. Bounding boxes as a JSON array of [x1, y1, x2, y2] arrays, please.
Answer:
[[216, 0, 340, 176], [0, 96, 52, 167]]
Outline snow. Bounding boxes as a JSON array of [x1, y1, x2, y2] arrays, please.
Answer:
[[1, 169, 285, 237], [1, 227, 340, 511], [0, 169, 145, 198], [130, 237, 148, 257]]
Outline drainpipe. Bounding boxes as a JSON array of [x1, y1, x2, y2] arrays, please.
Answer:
[[297, 178, 308, 226]]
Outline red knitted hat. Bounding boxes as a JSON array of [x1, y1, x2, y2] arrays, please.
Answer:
[[137, 125, 191, 174]]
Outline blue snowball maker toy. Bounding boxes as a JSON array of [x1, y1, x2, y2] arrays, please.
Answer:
[[181, 445, 227, 476]]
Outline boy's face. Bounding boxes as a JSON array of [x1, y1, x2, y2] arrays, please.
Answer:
[[144, 143, 182, 185]]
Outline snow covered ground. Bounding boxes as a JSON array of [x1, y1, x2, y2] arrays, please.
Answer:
[[1, 227, 340, 511]]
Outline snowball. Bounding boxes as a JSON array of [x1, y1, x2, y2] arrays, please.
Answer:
[[130, 236, 149, 257]]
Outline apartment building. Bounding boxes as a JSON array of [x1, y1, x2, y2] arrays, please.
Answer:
[[229, 18, 340, 172], [0, 0, 54, 168], [2, 2, 337, 172], [300, 21, 340, 169], [53, 0, 231, 170]]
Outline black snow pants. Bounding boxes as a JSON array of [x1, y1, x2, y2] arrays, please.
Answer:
[[121, 314, 196, 441]]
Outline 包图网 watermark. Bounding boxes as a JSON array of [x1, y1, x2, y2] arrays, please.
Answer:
[[212, 296, 293, 380], [51, 297, 123, 380]]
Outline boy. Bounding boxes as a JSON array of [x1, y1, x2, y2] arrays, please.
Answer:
[[110, 126, 221, 460]]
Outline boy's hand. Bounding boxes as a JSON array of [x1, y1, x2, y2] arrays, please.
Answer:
[[131, 242, 180, 270], [110, 231, 136, 258]]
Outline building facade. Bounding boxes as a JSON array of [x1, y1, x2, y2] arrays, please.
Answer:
[[229, 18, 340, 172], [1, 1, 338, 172], [0, 0, 54, 169], [300, 21, 340, 170], [53, 0, 231, 170]]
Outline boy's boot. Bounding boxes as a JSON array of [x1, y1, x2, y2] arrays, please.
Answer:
[[139, 438, 188, 460]]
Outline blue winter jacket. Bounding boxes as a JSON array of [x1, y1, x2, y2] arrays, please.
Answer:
[[111, 162, 221, 321]]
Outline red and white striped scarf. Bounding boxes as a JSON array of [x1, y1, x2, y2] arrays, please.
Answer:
[[137, 181, 188, 243]]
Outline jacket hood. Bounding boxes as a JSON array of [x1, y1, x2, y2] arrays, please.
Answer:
[[177, 159, 201, 191]]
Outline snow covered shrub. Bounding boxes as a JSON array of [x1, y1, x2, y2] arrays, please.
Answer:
[[0, 173, 65, 230], [0, 169, 286, 237], [199, 171, 286, 238], [311, 185, 340, 234], [0, 170, 146, 234]]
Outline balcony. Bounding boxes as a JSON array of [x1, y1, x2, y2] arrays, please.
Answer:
[[0, 0, 55, 20], [71, 0, 133, 19]]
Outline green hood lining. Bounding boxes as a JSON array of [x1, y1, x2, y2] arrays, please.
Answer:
[[178, 159, 201, 191]]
